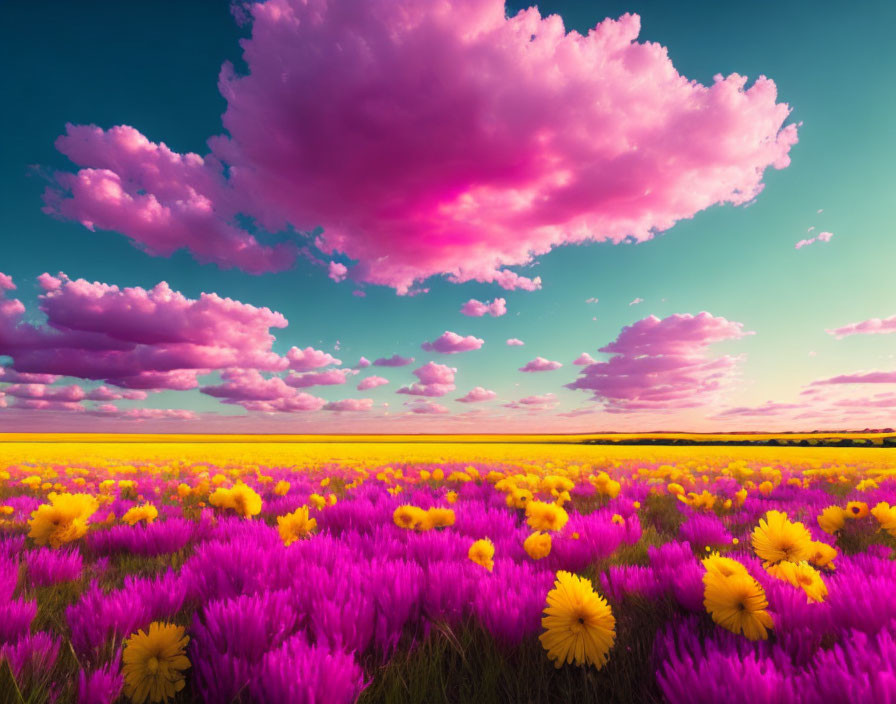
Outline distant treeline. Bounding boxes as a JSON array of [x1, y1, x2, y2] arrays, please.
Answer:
[[580, 437, 896, 447]]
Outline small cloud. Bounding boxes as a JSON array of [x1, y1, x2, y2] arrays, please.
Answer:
[[519, 357, 563, 372], [506, 338, 524, 346], [421, 331, 484, 354], [629, 297, 644, 306], [585, 297, 599, 304], [795, 231, 833, 250], [460, 298, 507, 317], [357, 375, 389, 390], [573, 353, 596, 366], [323, 398, 374, 412], [456, 387, 497, 403], [373, 354, 415, 367]]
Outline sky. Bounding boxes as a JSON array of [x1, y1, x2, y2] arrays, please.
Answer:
[[1, 0, 894, 433]]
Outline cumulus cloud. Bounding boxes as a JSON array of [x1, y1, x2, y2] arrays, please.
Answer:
[[286, 346, 341, 371], [397, 361, 456, 397], [373, 354, 415, 367], [404, 400, 450, 415], [795, 231, 833, 250], [456, 386, 497, 403], [504, 393, 559, 411], [0, 368, 60, 384], [421, 331, 484, 354], [286, 368, 355, 388], [519, 357, 563, 372], [573, 353, 596, 365], [567, 312, 750, 412], [357, 375, 389, 390], [328, 261, 348, 282], [460, 298, 507, 317], [827, 315, 896, 338], [323, 398, 374, 412], [506, 338, 524, 346], [354, 356, 372, 368], [0, 272, 288, 390], [44, 1, 796, 293]]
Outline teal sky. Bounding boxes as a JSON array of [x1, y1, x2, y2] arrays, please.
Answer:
[[1, 0, 894, 431]]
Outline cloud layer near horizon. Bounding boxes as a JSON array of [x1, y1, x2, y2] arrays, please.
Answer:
[[44, 0, 797, 294]]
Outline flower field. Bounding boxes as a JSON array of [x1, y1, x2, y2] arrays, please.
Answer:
[[2, 439, 896, 703]]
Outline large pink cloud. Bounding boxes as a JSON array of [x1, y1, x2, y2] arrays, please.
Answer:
[[44, 1, 796, 294], [0, 272, 289, 390], [827, 315, 896, 338], [421, 331, 484, 354], [456, 386, 497, 403], [460, 298, 507, 317], [357, 376, 389, 390], [286, 346, 341, 371], [519, 357, 563, 372], [397, 361, 456, 397], [567, 312, 749, 412]]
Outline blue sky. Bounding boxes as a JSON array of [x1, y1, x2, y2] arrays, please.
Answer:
[[1, 0, 894, 431]]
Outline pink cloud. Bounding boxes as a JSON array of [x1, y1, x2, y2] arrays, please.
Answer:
[[328, 261, 348, 282], [573, 353, 596, 365], [4, 383, 86, 402], [286, 346, 341, 371], [506, 338, 525, 346], [629, 298, 644, 306], [460, 298, 507, 317], [397, 361, 456, 397], [795, 231, 833, 250], [832, 393, 896, 409], [0, 272, 288, 390], [505, 393, 559, 411], [323, 398, 374, 412], [712, 402, 803, 418], [286, 368, 354, 388], [421, 331, 484, 354], [827, 315, 896, 339], [352, 290, 366, 298], [404, 400, 450, 415], [812, 371, 896, 385], [456, 386, 497, 403], [85, 385, 148, 401], [357, 375, 389, 390], [44, 3, 796, 293], [0, 368, 60, 385], [123, 408, 198, 421], [201, 368, 295, 402], [373, 354, 415, 367], [568, 312, 749, 412], [238, 393, 326, 413], [354, 356, 372, 369], [519, 357, 563, 372]]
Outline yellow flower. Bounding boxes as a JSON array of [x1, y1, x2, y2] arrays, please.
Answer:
[[393, 505, 427, 530], [758, 480, 774, 496], [122, 503, 159, 526], [808, 541, 837, 571], [122, 622, 190, 704], [277, 506, 317, 546], [611, 514, 624, 526], [445, 491, 458, 504], [702, 570, 772, 640], [751, 510, 813, 565], [524, 531, 552, 560], [817, 506, 846, 535], [505, 488, 533, 510], [425, 507, 455, 529], [273, 480, 290, 496], [28, 492, 99, 548], [871, 501, 896, 538], [209, 481, 262, 519], [765, 561, 827, 603], [845, 501, 869, 519], [309, 493, 327, 510], [667, 483, 685, 496], [468, 538, 495, 571], [525, 501, 569, 533], [539, 571, 615, 669], [702, 553, 749, 579]]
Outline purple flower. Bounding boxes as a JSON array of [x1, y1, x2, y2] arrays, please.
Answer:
[[25, 547, 83, 587]]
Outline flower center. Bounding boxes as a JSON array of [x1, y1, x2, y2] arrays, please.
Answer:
[[146, 656, 160, 675]]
